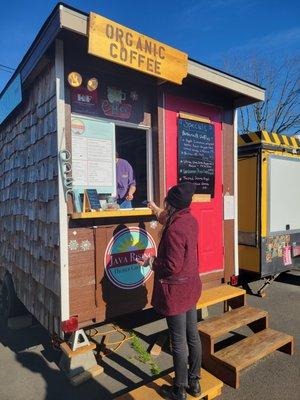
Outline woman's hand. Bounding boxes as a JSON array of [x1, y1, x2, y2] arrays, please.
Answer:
[[126, 185, 136, 201], [148, 201, 166, 225], [136, 255, 154, 268], [148, 201, 164, 214]]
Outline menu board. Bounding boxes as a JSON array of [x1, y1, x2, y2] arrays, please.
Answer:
[[71, 114, 116, 195], [178, 118, 215, 196], [85, 189, 101, 210]]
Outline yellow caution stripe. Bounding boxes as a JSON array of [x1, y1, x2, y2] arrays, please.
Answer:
[[238, 131, 300, 149]]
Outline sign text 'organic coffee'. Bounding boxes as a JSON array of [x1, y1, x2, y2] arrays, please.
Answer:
[[88, 13, 188, 84]]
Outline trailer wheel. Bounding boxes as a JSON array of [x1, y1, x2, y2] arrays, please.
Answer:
[[1, 274, 24, 318]]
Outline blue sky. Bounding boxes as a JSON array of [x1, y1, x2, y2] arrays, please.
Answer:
[[0, 0, 299, 91]]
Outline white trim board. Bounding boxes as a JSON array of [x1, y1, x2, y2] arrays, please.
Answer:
[[55, 39, 70, 322]]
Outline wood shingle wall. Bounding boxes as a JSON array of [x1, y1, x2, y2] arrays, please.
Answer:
[[0, 64, 60, 333]]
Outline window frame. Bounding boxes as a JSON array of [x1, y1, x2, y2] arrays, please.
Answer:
[[70, 114, 154, 218]]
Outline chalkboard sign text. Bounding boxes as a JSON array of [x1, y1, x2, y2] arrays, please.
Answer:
[[178, 118, 215, 196]]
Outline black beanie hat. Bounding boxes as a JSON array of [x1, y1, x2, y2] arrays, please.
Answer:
[[166, 182, 196, 210]]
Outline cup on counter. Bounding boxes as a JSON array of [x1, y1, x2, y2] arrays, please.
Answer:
[[100, 200, 107, 209]]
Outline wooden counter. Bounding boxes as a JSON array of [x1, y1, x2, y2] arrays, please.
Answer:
[[70, 208, 154, 219]]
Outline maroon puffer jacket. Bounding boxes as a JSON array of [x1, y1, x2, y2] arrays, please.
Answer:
[[151, 208, 202, 316]]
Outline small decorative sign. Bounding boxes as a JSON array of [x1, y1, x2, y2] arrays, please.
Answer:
[[99, 83, 143, 122], [292, 245, 300, 257], [85, 189, 101, 211], [283, 246, 292, 266], [80, 239, 92, 251], [87, 77, 98, 91], [68, 239, 79, 251], [104, 227, 156, 289], [71, 86, 99, 116], [224, 195, 235, 220], [71, 118, 85, 135], [68, 72, 82, 87]]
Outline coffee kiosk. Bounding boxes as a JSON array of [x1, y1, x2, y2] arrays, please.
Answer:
[[0, 4, 265, 335]]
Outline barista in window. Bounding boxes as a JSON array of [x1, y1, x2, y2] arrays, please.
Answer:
[[116, 152, 136, 208]]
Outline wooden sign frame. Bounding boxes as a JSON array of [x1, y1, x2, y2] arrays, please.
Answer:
[[88, 12, 188, 85]]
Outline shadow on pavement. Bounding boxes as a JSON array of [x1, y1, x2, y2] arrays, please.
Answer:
[[0, 311, 137, 400], [16, 351, 117, 400], [275, 271, 300, 287], [0, 292, 174, 399], [103, 351, 149, 382], [0, 311, 50, 354]]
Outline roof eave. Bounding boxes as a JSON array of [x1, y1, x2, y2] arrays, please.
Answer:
[[187, 59, 265, 106], [60, 5, 265, 106], [0, 4, 265, 108]]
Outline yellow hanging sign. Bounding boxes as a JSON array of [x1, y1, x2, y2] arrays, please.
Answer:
[[88, 12, 188, 85]]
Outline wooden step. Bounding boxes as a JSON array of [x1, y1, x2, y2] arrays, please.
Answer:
[[197, 285, 246, 310], [116, 368, 223, 400], [203, 328, 294, 388], [199, 306, 268, 339], [149, 286, 246, 359], [214, 328, 294, 371]]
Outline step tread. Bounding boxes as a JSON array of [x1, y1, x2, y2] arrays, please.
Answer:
[[115, 368, 223, 399], [198, 306, 267, 339], [197, 285, 246, 310], [214, 328, 293, 371]]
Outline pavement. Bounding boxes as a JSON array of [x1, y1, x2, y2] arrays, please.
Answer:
[[0, 270, 299, 400]]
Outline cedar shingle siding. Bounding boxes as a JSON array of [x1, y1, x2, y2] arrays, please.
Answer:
[[0, 64, 60, 333]]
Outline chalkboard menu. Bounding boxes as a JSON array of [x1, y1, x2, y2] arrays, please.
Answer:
[[85, 189, 101, 210], [178, 118, 215, 196]]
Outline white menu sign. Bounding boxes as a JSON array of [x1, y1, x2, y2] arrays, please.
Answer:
[[71, 115, 116, 194]]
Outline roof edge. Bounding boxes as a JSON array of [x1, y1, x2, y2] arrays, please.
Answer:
[[58, 4, 265, 103], [188, 60, 265, 103], [0, 2, 266, 115]]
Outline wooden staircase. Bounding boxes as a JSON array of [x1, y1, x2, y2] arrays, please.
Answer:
[[199, 305, 294, 388], [115, 285, 293, 398]]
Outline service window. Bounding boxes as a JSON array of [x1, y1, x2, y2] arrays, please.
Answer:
[[116, 125, 151, 208], [70, 114, 152, 213]]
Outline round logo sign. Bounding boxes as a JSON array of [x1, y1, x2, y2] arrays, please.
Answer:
[[104, 227, 156, 289], [71, 118, 85, 135], [68, 71, 82, 87], [87, 77, 99, 91]]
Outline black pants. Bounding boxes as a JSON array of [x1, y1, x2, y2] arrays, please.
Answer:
[[166, 307, 202, 388]]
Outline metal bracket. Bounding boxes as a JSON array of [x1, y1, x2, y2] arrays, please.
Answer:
[[70, 329, 90, 351], [59, 149, 74, 202], [256, 273, 281, 297]]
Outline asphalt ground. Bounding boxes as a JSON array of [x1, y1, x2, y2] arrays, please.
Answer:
[[0, 270, 299, 400]]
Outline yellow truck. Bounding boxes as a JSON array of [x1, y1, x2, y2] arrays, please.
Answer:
[[238, 131, 300, 295]]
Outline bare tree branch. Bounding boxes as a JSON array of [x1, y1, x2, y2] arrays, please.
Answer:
[[223, 54, 300, 135]]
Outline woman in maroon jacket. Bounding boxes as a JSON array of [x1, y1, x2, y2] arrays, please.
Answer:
[[137, 183, 202, 400]]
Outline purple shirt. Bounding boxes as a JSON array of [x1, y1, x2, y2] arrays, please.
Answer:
[[116, 158, 136, 199]]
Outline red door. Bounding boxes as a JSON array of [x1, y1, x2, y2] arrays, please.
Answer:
[[164, 94, 223, 274]]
